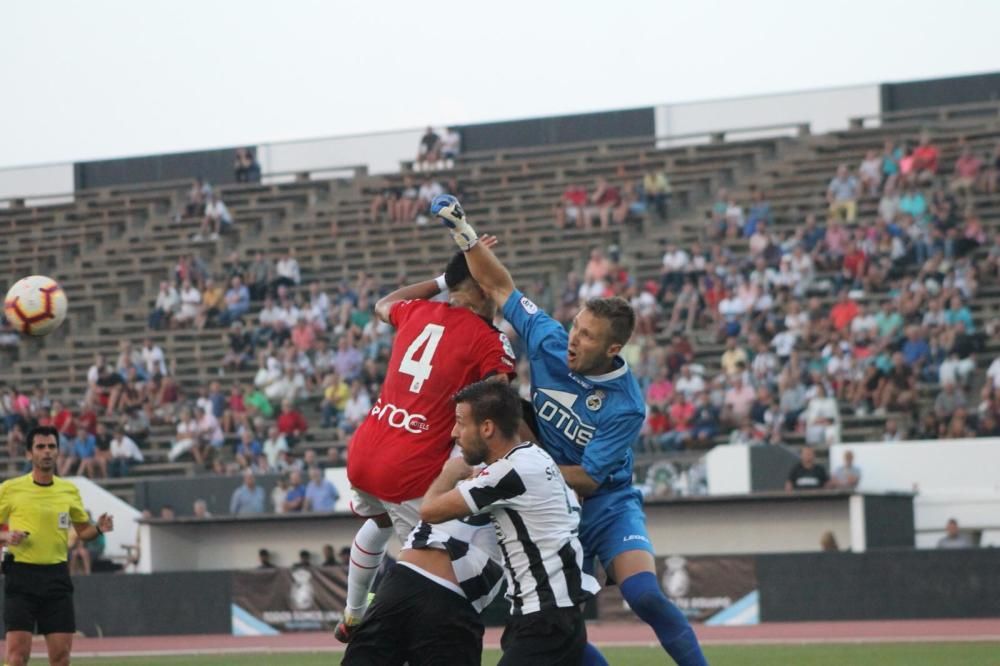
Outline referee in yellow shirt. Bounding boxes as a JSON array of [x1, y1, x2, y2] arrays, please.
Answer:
[[0, 426, 114, 666]]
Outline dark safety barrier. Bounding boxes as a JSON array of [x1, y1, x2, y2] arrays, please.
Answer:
[[457, 107, 654, 153], [757, 548, 1000, 621], [74, 146, 255, 190]]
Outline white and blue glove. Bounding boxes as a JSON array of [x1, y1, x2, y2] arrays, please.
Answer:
[[431, 194, 478, 251]]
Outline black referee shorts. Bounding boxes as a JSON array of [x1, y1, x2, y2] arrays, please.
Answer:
[[3, 559, 76, 635], [498, 605, 587, 666], [342, 564, 483, 666]]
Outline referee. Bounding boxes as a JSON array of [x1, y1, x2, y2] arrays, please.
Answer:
[[0, 426, 114, 666]]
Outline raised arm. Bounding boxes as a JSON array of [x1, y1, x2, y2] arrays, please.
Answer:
[[373, 278, 444, 324], [432, 195, 515, 307]]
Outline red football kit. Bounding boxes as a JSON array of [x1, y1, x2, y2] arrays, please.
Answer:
[[347, 299, 516, 503]]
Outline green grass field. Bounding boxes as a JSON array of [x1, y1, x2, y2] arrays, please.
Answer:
[[71, 642, 1000, 666]]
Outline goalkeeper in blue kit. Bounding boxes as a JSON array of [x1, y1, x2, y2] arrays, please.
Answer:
[[432, 195, 706, 666]]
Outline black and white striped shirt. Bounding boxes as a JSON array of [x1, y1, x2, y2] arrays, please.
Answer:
[[403, 514, 505, 614], [457, 442, 600, 615]]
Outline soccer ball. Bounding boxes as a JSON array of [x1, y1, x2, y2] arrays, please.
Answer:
[[4, 275, 68, 336]]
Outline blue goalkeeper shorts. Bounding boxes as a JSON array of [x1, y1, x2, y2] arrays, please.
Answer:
[[579, 487, 655, 577]]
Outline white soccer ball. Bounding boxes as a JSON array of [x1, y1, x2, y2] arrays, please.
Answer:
[[3, 275, 68, 337]]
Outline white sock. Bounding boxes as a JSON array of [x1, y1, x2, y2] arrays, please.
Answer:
[[344, 519, 392, 619]]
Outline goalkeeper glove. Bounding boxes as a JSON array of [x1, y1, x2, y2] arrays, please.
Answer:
[[431, 194, 478, 251]]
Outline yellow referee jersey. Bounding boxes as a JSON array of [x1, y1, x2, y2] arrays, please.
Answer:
[[0, 474, 88, 565]]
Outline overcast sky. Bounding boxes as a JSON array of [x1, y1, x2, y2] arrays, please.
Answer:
[[2, 0, 999, 169]]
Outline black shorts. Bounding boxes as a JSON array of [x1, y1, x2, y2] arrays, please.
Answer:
[[3, 559, 75, 635], [498, 606, 587, 666], [342, 564, 483, 666]]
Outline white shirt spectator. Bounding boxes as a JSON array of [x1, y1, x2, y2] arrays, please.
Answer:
[[343, 390, 372, 426], [718, 296, 746, 321], [258, 304, 282, 328], [662, 249, 690, 272], [418, 180, 444, 202], [851, 313, 878, 337], [675, 373, 705, 399], [985, 357, 1000, 389], [279, 304, 301, 329], [276, 258, 301, 285], [178, 286, 202, 320], [578, 280, 606, 301], [110, 434, 144, 462], [141, 344, 168, 377], [197, 412, 225, 446], [155, 286, 180, 314], [772, 330, 798, 357], [263, 434, 289, 469], [205, 199, 232, 224], [440, 129, 461, 157]]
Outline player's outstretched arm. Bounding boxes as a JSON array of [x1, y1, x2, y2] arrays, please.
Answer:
[[420, 458, 476, 523], [374, 278, 444, 324], [432, 194, 515, 308]]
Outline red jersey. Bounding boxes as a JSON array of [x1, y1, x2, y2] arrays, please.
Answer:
[[348, 299, 516, 502]]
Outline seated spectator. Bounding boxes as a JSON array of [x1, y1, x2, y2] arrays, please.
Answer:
[[934, 382, 967, 420], [265, 364, 306, 404], [439, 127, 461, 165], [875, 352, 917, 415], [194, 405, 225, 464], [858, 149, 882, 196], [68, 511, 104, 576], [282, 469, 306, 512], [109, 427, 144, 478], [218, 276, 251, 327], [63, 431, 98, 478], [827, 164, 859, 223], [272, 250, 301, 293], [234, 429, 263, 469], [174, 279, 202, 328], [785, 446, 831, 491], [829, 290, 859, 332], [587, 177, 622, 229], [820, 531, 840, 552], [230, 469, 266, 515], [140, 338, 168, 378], [803, 384, 840, 447], [195, 193, 233, 241], [413, 178, 444, 224], [148, 281, 180, 330], [290, 317, 316, 353], [831, 449, 861, 489], [744, 187, 772, 237], [937, 518, 974, 549], [195, 278, 225, 330], [222, 321, 254, 370], [555, 183, 588, 228], [258, 548, 276, 568], [340, 379, 371, 434], [415, 126, 441, 170], [326, 445, 346, 468], [262, 425, 289, 470], [911, 133, 939, 184], [722, 375, 755, 426], [321, 373, 349, 428], [949, 145, 982, 201], [883, 418, 903, 442], [184, 178, 210, 217], [277, 399, 308, 447], [246, 251, 272, 301], [193, 499, 212, 518], [304, 466, 339, 512], [322, 544, 338, 567], [643, 168, 672, 218], [234, 147, 261, 183]]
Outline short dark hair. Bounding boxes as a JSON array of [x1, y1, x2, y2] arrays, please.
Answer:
[[454, 381, 522, 439], [26, 425, 59, 450], [584, 297, 636, 346], [444, 251, 474, 289]]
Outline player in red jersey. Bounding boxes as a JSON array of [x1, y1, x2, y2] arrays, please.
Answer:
[[336, 249, 516, 642]]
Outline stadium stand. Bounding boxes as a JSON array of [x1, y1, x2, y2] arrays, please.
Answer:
[[3, 100, 1000, 509]]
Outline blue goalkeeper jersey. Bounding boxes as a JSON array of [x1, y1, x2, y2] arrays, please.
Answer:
[[503, 289, 645, 497]]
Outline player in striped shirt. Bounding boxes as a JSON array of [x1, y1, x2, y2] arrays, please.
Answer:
[[341, 514, 504, 666], [422, 381, 599, 666]]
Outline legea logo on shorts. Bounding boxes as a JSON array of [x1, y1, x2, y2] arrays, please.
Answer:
[[370, 401, 430, 434], [623, 534, 650, 543]]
